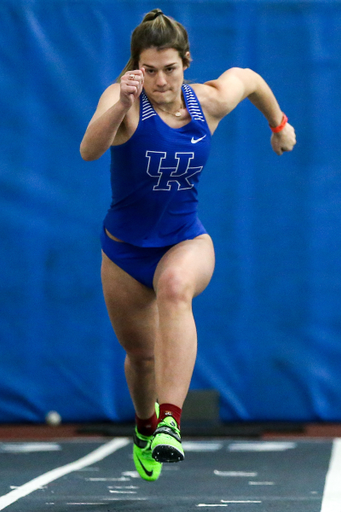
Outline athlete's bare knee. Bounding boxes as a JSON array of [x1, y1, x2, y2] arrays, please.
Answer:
[[126, 350, 154, 370], [155, 268, 192, 307]]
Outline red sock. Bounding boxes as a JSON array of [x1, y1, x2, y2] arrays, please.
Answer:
[[135, 411, 158, 437], [159, 403, 182, 428]]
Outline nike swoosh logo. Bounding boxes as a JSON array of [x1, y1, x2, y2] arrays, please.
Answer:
[[191, 135, 207, 144], [137, 456, 153, 477]]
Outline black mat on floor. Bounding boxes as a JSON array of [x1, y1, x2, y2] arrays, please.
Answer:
[[0, 438, 332, 512], [77, 421, 305, 438]]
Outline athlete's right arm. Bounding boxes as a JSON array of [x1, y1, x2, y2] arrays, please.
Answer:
[[80, 70, 144, 161]]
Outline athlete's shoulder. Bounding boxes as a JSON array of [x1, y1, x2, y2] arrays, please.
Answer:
[[191, 68, 252, 121], [190, 83, 215, 105], [98, 83, 120, 109], [92, 83, 140, 126], [189, 83, 225, 132]]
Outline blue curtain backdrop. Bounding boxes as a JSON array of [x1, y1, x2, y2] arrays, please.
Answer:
[[1, 0, 341, 423]]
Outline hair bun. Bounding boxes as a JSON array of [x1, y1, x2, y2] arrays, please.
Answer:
[[152, 9, 163, 19], [142, 8, 163, 22]]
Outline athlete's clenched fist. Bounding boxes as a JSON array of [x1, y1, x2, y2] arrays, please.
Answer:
[[120, 69, 145, 108]]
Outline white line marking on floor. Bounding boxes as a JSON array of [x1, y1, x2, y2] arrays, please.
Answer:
[[197, 505, 228, 508], [214, 470, 258, 477], [86, 477, 130, 481], [182, 442, 223, 452], [249, 481, 275, 485], [0, 442, 61, 453], [108, 486, 138, 489], [121, 471, 140, 478], [85, 476, 130, 482], [106, 497, 147, 501], [10, 486, 46, 491], [320, 438, 341, 512], [66, 503, 106, 506], [109, 490, 137, 494], [228, 441, 296, 452], [221, 501, 262, 504], [0, 438, 129, 511]]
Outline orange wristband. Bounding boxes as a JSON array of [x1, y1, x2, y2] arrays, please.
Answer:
[[270, 114, 288, 133]]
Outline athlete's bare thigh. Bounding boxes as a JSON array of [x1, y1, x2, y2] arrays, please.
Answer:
[[153, 234, 215, 298], [101, 252, 158, 356]]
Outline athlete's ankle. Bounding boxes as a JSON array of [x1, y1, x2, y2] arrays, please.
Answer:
[[159, 403, 182, 428], [135, 411, 158, 437]]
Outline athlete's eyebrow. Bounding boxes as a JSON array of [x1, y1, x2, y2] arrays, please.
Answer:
[[142, 62, 178, 69]]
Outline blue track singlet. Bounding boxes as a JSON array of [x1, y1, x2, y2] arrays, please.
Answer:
[[103, 84, 211, 248]]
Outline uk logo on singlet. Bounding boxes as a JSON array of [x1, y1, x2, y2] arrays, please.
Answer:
[[145, 151, 202, 191]]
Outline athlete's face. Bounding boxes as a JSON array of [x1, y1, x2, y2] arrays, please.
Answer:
[[139, 47, 188, 106]]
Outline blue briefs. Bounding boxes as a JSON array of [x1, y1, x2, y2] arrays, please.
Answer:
[[100, 227, 174, 289]]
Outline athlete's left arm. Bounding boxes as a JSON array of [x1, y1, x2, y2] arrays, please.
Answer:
[[197, 67, 296, 155]]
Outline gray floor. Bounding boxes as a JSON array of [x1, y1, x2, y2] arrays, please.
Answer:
[[0, 438, 335, 512]]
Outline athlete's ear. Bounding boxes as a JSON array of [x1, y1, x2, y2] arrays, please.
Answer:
[[183, 51, 191, 71]]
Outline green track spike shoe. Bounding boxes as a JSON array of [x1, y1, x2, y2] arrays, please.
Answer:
[[133, 403, 162, 482], [133, 429, 163, 481], [151, 416, 185, 463]]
